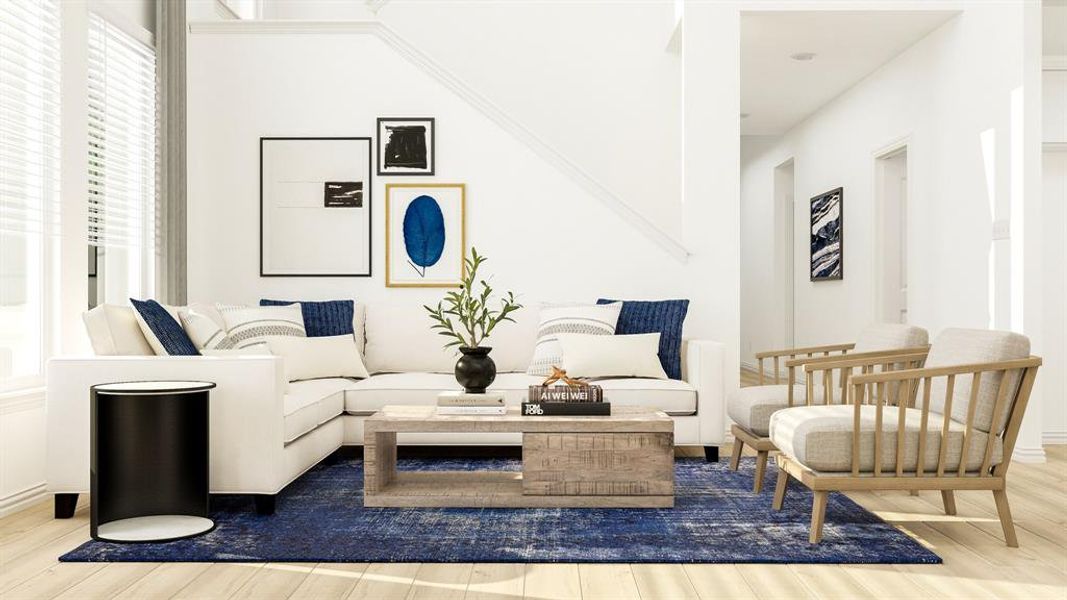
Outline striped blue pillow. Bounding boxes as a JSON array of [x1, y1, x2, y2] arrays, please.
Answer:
[[129, 298, 200, 356], [596, 299, 689, 380], [259, 299, 354, 337]]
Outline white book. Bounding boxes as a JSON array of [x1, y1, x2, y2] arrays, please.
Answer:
[[437, 391, 506, 407], [437, 403, 512, 414]]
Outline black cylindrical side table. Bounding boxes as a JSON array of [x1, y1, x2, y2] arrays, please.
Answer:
[[91, 381, 216, 543]]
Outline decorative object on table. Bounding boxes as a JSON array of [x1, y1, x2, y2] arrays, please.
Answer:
[[129, 299, 199, 356], [596, 298, 689, 379], [91, 381, 216, 542], [259, 298, 355, 337], [810, 187, 843, 281], [556, 332, 668, 380], [526, 302, 622, 377], [436, 391, 506, 415], [424, 247, 523, 393], [259, 137, 372, 277], [523, 367, 609, 416], [386, 183, 466, 287], [377, 117, 435, 176], [61, 455, 942, 565]]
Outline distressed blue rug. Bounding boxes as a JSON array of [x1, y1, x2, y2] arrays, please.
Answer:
[[60, 457, 939, 564]]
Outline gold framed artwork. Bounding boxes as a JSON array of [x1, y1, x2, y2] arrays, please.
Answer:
[[385, 183, 466, 288]]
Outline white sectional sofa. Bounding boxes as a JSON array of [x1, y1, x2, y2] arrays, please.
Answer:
[[47, 302, 726, 516]]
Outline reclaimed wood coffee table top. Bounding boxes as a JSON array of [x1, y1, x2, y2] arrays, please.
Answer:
[[365, 405, 673, 433]]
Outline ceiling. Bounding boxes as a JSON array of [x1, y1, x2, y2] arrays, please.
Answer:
[[741, 11, 959, 136]]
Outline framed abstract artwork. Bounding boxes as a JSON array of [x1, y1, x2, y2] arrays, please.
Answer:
[[260, 137, 372, 277], [385, 183, 465, 288], [810, 187, 843, 281], [377, 117, 435, 176]]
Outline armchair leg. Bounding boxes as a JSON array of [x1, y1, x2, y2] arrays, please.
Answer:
[[941, 490, 957, 516], [728, 440, 744, 471], [772, 469, 789, 510], [753, 450, 769, 493], [809, 491, 829, 544], [992, 489, 1019, 547]]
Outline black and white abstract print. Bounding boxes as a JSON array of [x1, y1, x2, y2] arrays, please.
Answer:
[[810, 187, 843, 281], [377, 117, 435, 176]]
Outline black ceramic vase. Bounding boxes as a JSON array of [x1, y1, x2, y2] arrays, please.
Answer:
[[455, 346, 496, 394]]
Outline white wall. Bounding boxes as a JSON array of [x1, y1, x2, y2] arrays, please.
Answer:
[[185, 21, 739, 391], [256, 1, 683, 240], [740, 4, 1049, 454]]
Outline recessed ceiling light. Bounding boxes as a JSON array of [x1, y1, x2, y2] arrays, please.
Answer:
[[790, 52, 816, 61], [740, 113, 750, 119]]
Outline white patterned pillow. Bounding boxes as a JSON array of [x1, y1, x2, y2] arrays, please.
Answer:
[[526, 302, 622, 377], [216, 303, 306, 349], [178, 304, 232, 350]]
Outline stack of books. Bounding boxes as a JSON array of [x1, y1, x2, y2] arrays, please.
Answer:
[[436, 391, 507, 415], [523, 384, 610, 416]]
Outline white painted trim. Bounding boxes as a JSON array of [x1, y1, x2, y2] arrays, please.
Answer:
[[665, 19, 682, 54], [187, 20, 691, 262], [0, 483, 48, 518], [1044, 55, 1067, 71], [1012, 445, 1047, 463], [0, 386, 45, 414], [1045, 142, 1067, 153], [366, 0, 390, 15], [1043, 432, 1067, 445], [88, 0, 154, 47], [871, 135, 912, 324], [214, 0, 240, 20]]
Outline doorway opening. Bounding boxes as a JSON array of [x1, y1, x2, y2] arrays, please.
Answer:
[[774, 158, 796, 347], [875, 145, 908, 323]]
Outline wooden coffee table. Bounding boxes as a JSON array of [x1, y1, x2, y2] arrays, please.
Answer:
[[363, 405, 674, 508]]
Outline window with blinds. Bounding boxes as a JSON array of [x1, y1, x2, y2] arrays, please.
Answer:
[[0, 0, 61, 384], [87, 12, 157, 305]]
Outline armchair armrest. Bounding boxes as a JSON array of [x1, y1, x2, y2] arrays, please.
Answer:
[[799, 349, 929, 407], [753, 343, 855, 385], [46, 355, 287, 494], [681, 339, 725, 445]]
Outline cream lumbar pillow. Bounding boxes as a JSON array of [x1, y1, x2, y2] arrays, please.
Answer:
[[526, 302, 623, 376], [556, 332, 668, 380], [267, 335, 369, 382]]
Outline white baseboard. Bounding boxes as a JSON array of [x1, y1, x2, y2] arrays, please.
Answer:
[[1012, 445, 1047, 464], [1042, 432, 1067, 445], [0, 483, 48, 518]]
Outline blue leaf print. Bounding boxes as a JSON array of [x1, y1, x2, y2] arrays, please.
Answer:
[[402, 195, 446, 277]]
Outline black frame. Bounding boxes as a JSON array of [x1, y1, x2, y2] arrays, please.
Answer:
[[259, 137, 372, 278], [809, 187, 844, 282], [376, 117, 435, 176]]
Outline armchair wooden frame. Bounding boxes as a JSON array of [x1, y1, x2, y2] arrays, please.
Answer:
[[772, 355, 1041, 545], [732, 345, 929, 493]]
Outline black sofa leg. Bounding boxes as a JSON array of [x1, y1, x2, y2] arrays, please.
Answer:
[[704, 445, 719, 463], [54, 493, 78, 519], [253, 494, 277, 516]]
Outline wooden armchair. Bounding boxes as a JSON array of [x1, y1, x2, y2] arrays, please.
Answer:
[[727, 325, 929, 493], [770, 328, 1040, 545]]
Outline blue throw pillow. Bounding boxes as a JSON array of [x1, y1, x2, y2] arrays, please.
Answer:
[[259, 299, 354, 337], [129, 298, 200, 356], [596, 298, 689, 380]]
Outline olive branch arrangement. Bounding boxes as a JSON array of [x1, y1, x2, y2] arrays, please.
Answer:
[[424, 247, 523, 349]]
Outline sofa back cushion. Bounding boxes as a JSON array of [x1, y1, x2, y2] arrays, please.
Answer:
[[926, 328, 1030, 433], [364, 302, 457, 373], [82, 304, 154, 356]]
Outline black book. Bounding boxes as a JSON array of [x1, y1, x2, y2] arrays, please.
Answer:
[[521, 402, 611, 416]]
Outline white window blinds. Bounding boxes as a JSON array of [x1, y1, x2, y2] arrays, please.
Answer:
[[0, 0, 61, 238], [0, 0, 60, 383], [87, 12, 156, 253]]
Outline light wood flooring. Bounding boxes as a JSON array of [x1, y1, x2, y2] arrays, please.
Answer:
[[1, 373, 1065, 599]]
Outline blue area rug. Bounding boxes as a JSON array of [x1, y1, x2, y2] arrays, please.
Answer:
[[60, 457, 940, 564]]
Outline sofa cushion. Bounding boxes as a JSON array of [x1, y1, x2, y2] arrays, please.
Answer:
[[364, 303, 457, 374], [769, 404, 1002, 473], [283, 378, 351, 444], [926, 328, 1030, 433], [260, 299, 355, 337], [82, 304, 154, 355], [597, 298, 689, 380], [853, 323, 929, 353], [130, 299, 199, 356], [527, 302, 622, 377], [343, 373, 697, 415], [217, 303, 306, 349]]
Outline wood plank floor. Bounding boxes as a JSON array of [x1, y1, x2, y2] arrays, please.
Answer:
[[2, 374, 1064, 599]]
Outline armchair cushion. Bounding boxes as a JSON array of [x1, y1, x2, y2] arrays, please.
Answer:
[[926, 329, 1030, 432], [727, 384, 834, 436], [853, 324, 929, 353], [769, 404, 1002, 473]]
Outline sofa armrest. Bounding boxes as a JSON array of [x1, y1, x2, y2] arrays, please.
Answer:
[[46, 356, 287, 494], [681, 339, 726, 445]]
